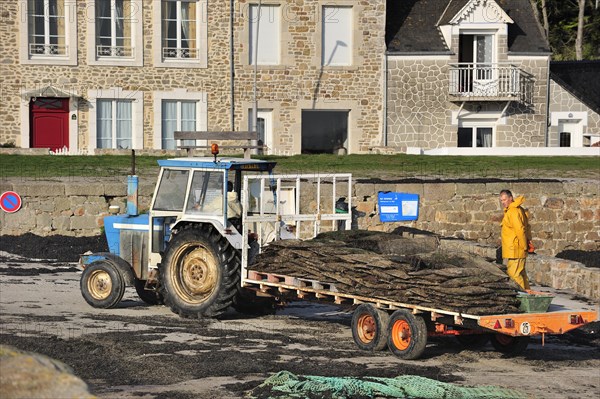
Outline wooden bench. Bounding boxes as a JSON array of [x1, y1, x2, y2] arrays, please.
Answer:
[[174, 131, 263, 159]]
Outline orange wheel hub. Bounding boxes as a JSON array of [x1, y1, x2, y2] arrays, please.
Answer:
[[357, 314, 376, 344], [391, 319, 411, 350]]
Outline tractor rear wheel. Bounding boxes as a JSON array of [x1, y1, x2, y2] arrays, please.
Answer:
[[80, 260, 126, 309], [351, 304, 390, 351], [387, 309, 428, 360], [160, 225, 239, 318]]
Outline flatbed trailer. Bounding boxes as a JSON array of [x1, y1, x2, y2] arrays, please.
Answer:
[[239, 173, 598, 360]]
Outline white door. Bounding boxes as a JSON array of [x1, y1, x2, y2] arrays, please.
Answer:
[[249, 109, 273, 154], [558, 121, 583, 147], [473, 35, 496, 96]]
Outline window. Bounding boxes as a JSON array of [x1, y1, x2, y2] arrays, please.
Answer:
[[162, 0, 197, 59], [249, 4, 280, 65], [97, 99, 133, 149], [96, 0, 133, 57], [153, 169, 190, 211], [161, 100, 197, 150], [458, 127, 493, 147], [22, 0, 77, 64], [88, 88, 143, 151], [559, 132, 571, 147], [321, 6, 352, 66], [153, 0, 207, 67], [186, 171, 224, 215], [28, 0, 66, 56]]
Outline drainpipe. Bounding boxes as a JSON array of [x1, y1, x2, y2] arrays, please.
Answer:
[[230, 0, 235, 131], [383, 52, 388, 147], [545, 56, 551, 147]]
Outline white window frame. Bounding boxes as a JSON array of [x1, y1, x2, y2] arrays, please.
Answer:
[[152, 0, 208, 68], [457, 123, 496, 148], [248, 4, 281, 65], [321, 5, 353, 66], [86, 0, 143, 66], [88, 88, 144, 151], [19, 0, 78, 65], [153, 89, 208, 149]]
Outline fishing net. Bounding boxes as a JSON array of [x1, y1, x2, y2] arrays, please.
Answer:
[[248, 371, 530, 399]]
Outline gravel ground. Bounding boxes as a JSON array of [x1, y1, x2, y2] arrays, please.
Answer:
[[0, 234, 599, 399]]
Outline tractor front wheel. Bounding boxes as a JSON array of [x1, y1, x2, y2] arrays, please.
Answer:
[[160, 225, 239, 318], [80, 260, 126, 309]]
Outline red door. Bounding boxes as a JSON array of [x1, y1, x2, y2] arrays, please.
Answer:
[[30, 98, 69, 151]]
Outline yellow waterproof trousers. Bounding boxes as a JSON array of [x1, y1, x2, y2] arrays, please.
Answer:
[[507, 258, 530, 290]]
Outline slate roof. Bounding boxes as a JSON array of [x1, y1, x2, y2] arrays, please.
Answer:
[[386, 0, 550, 54], [550, 61, 600, 115]]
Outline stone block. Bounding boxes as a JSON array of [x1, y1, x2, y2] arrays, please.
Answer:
[[355, 201, 376, 215], [2, 208, 36, 231], [423, 183, 455, 201], [104, 183, 127, 196], [65, 184, 104, 196], [538, 182, 565, 195], [543, 197, 564, 209], [36, 214, 53, 231], [52, 216, 70, 231], [15, 183, 65, 197], [70, 216, 99, 231], [455, 183, 485, 197], [53, 197, 71, 213], [395, 183, 423, 196], [354, 183, 376, 199]]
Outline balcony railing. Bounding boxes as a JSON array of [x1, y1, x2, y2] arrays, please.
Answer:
[[97, 45, 133, 58], [449, 63, 528, 101], [162, 47, 199, 59], [29, 43, 67, 56]]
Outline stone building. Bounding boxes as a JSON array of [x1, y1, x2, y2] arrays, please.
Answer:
[[0, 0, 386, 155], [548, 60, 600, 147], [384, 0, 552, 151]]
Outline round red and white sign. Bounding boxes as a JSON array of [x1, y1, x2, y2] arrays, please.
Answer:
[[0, 191, 23, 213]]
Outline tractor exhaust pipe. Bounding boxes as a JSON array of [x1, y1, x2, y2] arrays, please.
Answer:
[[127, 150, 138, 216]]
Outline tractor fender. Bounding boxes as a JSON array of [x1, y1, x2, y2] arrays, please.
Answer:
[[80, 252, 135, 287]]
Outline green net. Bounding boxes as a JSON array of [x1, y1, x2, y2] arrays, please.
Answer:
[[247, 371, 531, 399]]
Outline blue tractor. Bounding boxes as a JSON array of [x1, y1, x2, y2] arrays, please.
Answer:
[[80, 150, 277, 318]]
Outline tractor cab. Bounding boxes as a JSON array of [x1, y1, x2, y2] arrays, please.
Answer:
[[148, 156, 276, 268]]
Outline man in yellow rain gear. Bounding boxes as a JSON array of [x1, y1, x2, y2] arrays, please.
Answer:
[[500, 189, 533, 290]]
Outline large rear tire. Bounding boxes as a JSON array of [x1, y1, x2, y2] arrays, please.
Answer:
[[160, 225, 239, 318], [490, 334, 530, 355], [80, 260, 126, 309], [387, 310, 428, 360], [351, 304, 390, 351]]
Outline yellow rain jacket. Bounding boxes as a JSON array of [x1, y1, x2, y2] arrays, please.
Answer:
[[501, 195, 531, 259]]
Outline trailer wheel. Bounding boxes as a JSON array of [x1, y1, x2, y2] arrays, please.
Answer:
[[490, 334, 530, 355], [134, 279, 164, 306], [351, 304, 390, 351], [160, 225, 239, 318], [387, 310, 428, 360], [80, 260, 126, 309]]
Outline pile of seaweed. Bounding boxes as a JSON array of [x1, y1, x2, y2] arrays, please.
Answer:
[[251, 230, 521, 315]]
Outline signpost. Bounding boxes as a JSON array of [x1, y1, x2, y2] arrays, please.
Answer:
[[0, 191, 22, 213]]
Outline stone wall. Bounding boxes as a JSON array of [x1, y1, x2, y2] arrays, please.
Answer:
[[1, 178, 597, 256]]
